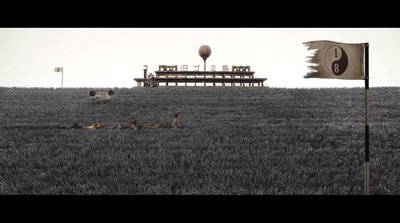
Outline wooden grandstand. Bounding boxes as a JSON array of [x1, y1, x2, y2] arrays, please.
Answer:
[[134, 65, 267, 87]]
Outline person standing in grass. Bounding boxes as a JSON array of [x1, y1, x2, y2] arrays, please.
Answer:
[[171, 114, 181, 129]]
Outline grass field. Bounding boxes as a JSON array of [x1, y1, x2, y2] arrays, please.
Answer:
[[0, 86, 399, 195]]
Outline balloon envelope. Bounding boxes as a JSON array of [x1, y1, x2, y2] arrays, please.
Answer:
[[198, 45, 212, 61]]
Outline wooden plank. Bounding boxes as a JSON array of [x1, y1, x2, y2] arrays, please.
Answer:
[[155, 77, 267, 83], [155, 71, 255, 77]]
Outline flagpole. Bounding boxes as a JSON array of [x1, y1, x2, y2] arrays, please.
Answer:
[[62, 68, 64, 88], [364, 42, 370, 195]]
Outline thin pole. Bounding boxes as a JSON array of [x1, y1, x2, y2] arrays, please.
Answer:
[[62, 68, 64, 88], [364, 42, 370, 195]]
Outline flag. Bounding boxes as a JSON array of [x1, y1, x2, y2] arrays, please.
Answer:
[[54, 67, 63, 72], [304, 40, 365, 79]]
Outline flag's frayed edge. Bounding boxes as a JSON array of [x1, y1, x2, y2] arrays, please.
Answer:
[[303, 42, 321, 78]]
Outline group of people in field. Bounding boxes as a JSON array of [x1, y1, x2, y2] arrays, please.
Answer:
[[61, 114, 182, 130]]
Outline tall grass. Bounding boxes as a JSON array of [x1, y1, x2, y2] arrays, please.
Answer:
[[0, 86, 399, 194]]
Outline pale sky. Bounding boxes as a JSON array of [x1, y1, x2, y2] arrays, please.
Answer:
[[1, 28, 399, 88]]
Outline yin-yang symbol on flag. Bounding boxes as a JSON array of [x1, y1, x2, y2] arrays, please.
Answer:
[[325, 45, 348, 76]]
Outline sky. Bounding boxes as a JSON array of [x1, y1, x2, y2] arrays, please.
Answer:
[[1, 28, 400, 88]]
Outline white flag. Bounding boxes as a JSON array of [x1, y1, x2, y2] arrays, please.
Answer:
[[304, 40, 365, 79], [54, 67, 63, 72]]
